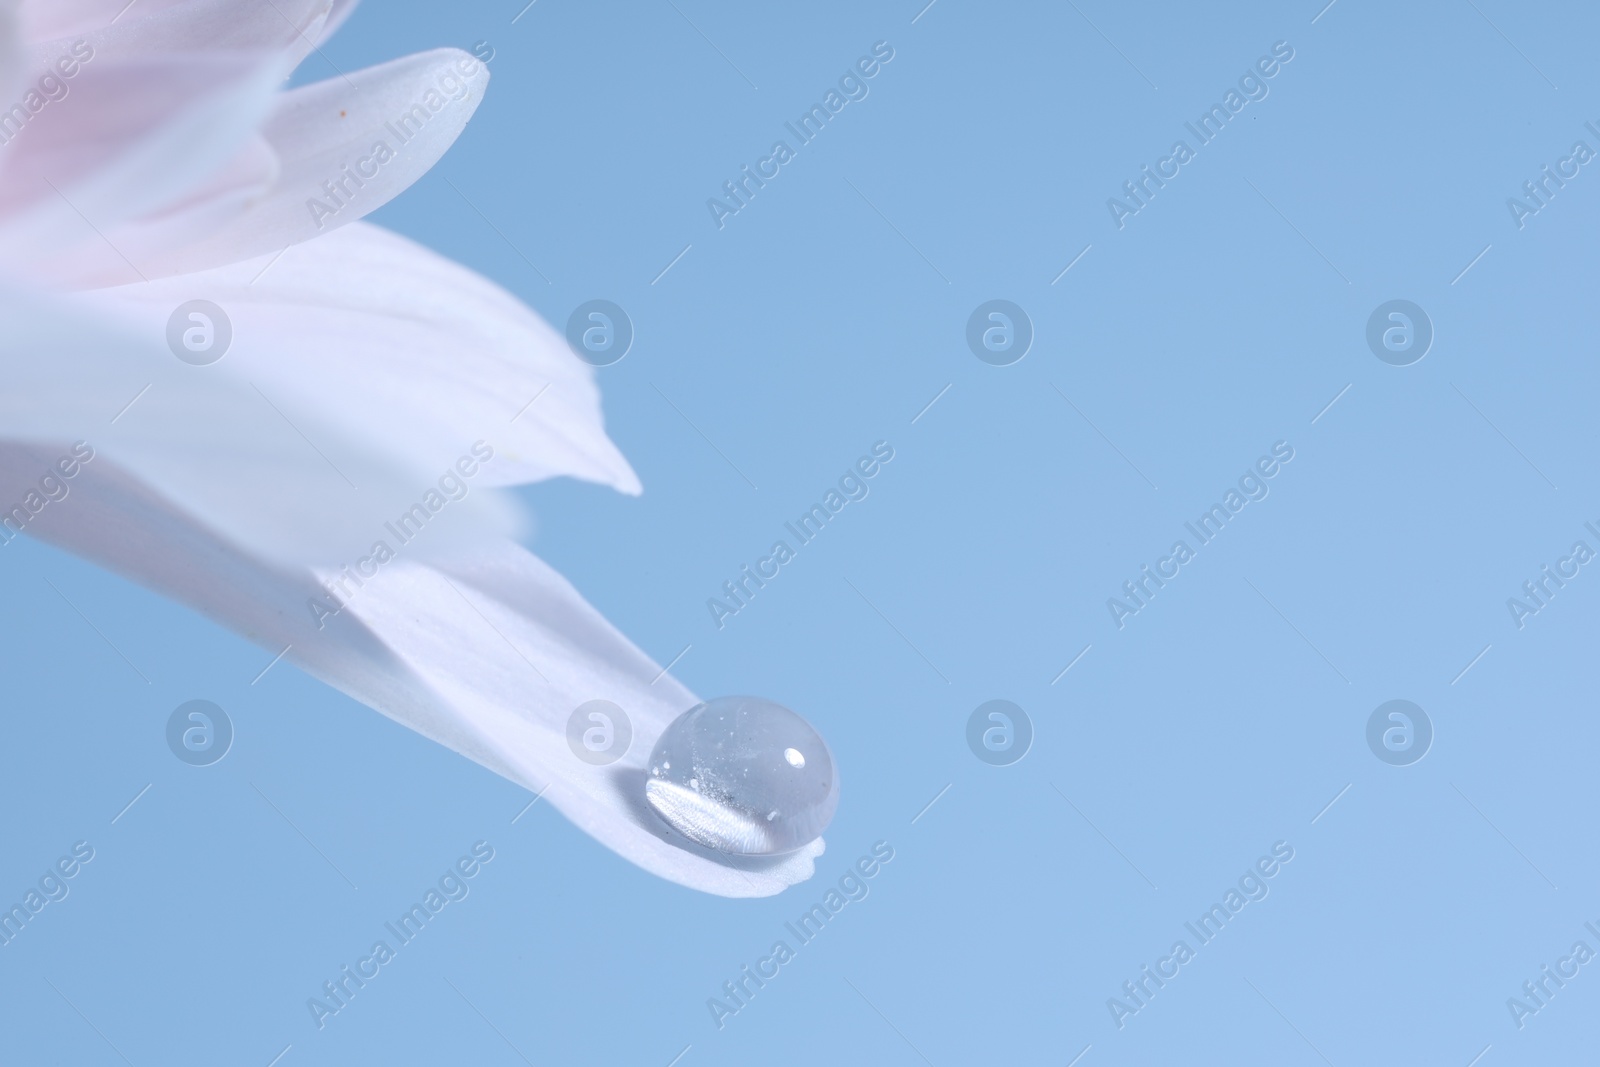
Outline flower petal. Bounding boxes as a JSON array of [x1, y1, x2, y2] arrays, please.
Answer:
[[127, 48, 490, 279], [86, 222, 641, 496], [0, 284, 524, 567], [92, 133, 281, 279], [23, 0, 332, 69], [0, 50, 289, 282], [321, 0, 359, 41], [1, 0, 345, 283], [19, 0, 189, 45], [335, 541, 826, 897], [5, 446, 820, 897]]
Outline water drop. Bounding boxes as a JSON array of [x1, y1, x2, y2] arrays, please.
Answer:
[[645, 696, 838, 856]]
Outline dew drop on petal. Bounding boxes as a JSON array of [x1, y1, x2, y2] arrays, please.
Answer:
[[644, 696, 838, 856]]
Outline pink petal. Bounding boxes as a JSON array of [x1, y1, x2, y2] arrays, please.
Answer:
[[90, 134, 281, 280], [19, 1, 191, 45], [24, 0, 332, 69], [0, 50, 289, 281], [127, 48, 491, 279]]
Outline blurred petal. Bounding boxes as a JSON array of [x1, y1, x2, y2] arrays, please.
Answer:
[[0, 50, 289, 282], [320, 0, 358, 41], [98, 133, 280, 274], [23, 0, 332, 68], [130, 48, 490, 279], [0, 284, 523, 567], [18, 0, 189, 44], [88, 222, 641, 495]]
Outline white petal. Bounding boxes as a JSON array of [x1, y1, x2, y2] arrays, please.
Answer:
[[0, 1, 342, 281], [19, 1, 187, 44], [91, 134, 280, 279], [86, 222, 641, 495], [331, 543, 824, 897], [129, 48, 490, 279], [23, 0, 332, 69], [0, 284, 524, 567], [5, 447, 819, 897], [0, 51, 289, 281], [320, 0, 359, 41]]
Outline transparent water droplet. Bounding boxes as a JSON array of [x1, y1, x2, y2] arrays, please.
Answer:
[[644, 695, 838, 856]]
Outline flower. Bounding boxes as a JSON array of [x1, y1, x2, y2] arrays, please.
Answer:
[[0, 0, 821, 896]]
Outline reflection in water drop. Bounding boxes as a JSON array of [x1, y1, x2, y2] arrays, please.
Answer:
[[645, 696, 838, 856]]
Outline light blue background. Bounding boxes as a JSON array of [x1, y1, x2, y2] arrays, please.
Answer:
[[4, 1, 1599, 1063]]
